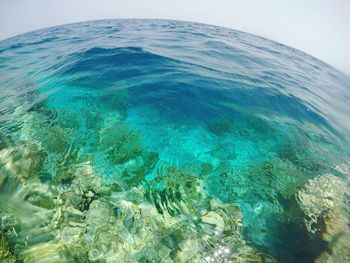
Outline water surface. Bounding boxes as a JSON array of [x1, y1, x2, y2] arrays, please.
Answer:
[[0, 19, 350, 262]]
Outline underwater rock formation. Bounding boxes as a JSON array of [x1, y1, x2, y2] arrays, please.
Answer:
[[0, 139, 276, 262], [1, 102, 349, 262], [297, 173, 350, 263]]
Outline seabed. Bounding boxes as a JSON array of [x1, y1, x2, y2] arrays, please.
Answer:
[[1, 99, 349, 263]]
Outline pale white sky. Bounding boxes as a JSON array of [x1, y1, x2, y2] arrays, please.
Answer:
[[0, 0, 349, 74]]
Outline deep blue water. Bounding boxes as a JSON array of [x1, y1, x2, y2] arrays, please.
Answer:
[[0, 20, 350, 262]]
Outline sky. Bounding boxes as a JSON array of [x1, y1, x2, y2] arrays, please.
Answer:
[[0, 0, 349, 74]]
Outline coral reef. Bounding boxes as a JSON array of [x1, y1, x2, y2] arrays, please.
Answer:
[[297, 173, 350, 263], [0, 140, 275, 262], [0, 90, 348, 263]]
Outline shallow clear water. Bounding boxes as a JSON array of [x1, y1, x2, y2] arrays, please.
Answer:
[[0, 20, 350, 262]]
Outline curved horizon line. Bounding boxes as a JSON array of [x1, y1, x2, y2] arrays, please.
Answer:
[[0, 18, 349, 78]]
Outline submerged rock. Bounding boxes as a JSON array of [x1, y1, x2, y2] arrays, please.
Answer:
[[297, 173, 349, 234], [0, 122, 277, 262], [297, 173, 350, 263], [100, 122, 143, 164]]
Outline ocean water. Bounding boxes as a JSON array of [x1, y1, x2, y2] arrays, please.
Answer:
[[0, 20, 350, 262]]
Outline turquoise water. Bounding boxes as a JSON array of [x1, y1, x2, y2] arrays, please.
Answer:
[[0, 20, 350, 262]]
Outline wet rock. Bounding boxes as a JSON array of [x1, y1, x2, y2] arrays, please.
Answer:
[[201, 211, 225, 234], [0, 143, 45, 183], [0, 130, 277, 262], [297, 173, 349, 234], [74, 163, 102, 193], [297, 173, 350, 262]]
